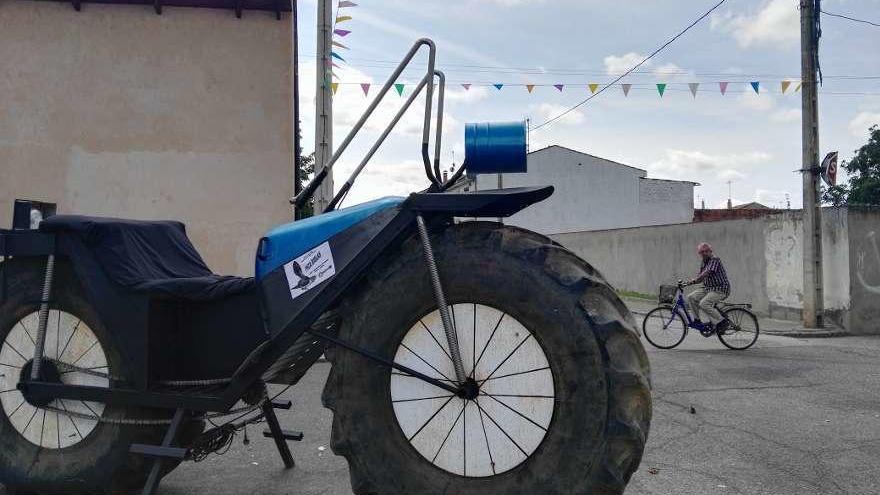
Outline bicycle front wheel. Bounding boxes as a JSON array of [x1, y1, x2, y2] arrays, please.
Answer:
[[642, 307, 687, 349], [718, 307, 759, 350]]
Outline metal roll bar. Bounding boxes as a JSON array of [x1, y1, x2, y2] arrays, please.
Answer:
[[292, 38, 446, 212]]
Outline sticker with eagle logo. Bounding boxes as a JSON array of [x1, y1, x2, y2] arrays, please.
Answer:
[[283, 241, 336, 300]]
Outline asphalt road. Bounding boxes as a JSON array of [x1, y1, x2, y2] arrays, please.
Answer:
[[156, 332, 880, 495], [3, 329, 879, 494]]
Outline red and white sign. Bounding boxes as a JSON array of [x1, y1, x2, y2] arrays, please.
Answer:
[[821, 151, 838, 187]]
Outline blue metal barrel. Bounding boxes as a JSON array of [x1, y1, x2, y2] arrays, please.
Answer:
[[464, 121, 527, 174]]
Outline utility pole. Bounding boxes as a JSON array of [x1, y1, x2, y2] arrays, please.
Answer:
[[292, 0, 302, 219], [800, 0, 823, 328], [314, 0, 334, 214]]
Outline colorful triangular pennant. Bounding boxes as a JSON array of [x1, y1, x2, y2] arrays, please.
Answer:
[[335, 15, 352, 23], [622, 83, 632, 96], [461, 83, 471, 91], [526, 84, 535, 93], [794, 82, 802, 92], [338, 0, 358, 7], [656, 83, 666, 97], [334, 29, 351, 37], [360, 83, 370, 96], [394, 83, 404, 96], [688, 82, 700, 98], [493, 83, 504, 90], [781, 81, 791, 94], [588, 83, 599, 94], [750, 81, 760, 94], [331, 52, 345, 62], [554, 84, 564, 92], [719, 81, 729, 95], [331, 82, 339, 95], [332, 41, 349, 50]]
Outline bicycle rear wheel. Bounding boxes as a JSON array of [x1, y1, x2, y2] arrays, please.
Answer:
[[642, 307, 687, 349], [717, 308, 759, 350]]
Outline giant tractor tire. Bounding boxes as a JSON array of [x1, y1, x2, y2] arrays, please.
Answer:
[[0, 259, 202, 495], [323, 221, 651, 495]]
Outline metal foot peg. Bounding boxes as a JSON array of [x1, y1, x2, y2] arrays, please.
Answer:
[[262, 429, 304, 442]]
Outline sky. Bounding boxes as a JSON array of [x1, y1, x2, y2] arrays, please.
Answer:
[[294, 0, 880, 209]]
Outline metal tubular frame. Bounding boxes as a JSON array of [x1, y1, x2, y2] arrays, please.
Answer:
[[326, 69, 447, 212], [292, 38, 442, 211]]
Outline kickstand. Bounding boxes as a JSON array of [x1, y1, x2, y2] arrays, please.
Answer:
[[136, 408, 188, 495], [261, 398, 300, 469]]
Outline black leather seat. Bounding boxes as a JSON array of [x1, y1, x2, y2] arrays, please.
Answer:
[[41, 215, 254, 302]]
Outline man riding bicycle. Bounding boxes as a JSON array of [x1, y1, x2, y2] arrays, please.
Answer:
[[686, 242, 731, 334]]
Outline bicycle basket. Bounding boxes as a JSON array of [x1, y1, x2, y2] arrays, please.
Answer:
[[658, 285, 677, 304]]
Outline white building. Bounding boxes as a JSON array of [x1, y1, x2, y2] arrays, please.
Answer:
[[454, 145, 696, 235]]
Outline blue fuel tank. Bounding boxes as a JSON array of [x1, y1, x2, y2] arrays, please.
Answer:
[[464, 121, 527, 174]]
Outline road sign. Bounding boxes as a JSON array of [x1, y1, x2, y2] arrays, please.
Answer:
[[821, 151, 838, 187]]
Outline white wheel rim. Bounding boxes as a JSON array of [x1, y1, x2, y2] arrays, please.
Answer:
[[390, 303, 555, 477], [1, 310, 109, 449]]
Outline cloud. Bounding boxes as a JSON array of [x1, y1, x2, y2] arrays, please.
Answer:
[[652, 63, 694, 81], [531, 103, 585, 125], [445, 86, 490, 103], [603, 52, 649, 75], [755, 189, 793, 208], [738, 89, 777, 112], [849, 112, 880, 138], [770, 108, 801, 123], [648, 149, 771, 181], [711, 0, 799, 48]]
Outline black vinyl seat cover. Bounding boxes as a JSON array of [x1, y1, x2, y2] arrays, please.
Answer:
[[40, 215, 254, 302]]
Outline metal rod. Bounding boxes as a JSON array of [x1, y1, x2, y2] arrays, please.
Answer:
[[292, 0, 303, 219], [293, 38, 439, 209], [306, 328, 461, 395], [432, 70, 445, 184], [326, 74, 432, 212], [415, 215, 466, 383], [30, 255, 55, 380]]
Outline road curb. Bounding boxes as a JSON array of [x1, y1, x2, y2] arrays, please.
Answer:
[[761, 329, 850, 339]]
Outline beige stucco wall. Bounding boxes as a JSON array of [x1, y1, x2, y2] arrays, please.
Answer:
[[0, 0, 293, 275]]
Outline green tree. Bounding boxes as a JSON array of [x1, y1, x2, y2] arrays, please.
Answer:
[[297, 152, 315, 219], [823, 125, 880, 206]]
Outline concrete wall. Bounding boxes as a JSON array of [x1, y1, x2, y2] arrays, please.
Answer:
[[551, 207, 877, 334], [470, 146, 693, 235], [638, 178, 695, 227], [0, 1, 293, 276], [848, 207, 880, 334]]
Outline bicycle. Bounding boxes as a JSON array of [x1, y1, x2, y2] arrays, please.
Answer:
[[642, 281, 759, 350]]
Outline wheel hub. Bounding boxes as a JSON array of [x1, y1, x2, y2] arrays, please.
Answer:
[[457, 378, 480, 400], [20, 359, 63, 408]]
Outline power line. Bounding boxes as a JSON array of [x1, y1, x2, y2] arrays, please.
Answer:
[[530, 0, 730, 132], [821, 9, 880, 28]]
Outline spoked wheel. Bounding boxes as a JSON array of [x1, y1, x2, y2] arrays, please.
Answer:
[[0, 259, 201, 495], [0, 309, 109, 450], [642, 306, 687, 349], [718, 307, 759, 350], [390, 304, 554, 476], [324, 222, 651, 495]]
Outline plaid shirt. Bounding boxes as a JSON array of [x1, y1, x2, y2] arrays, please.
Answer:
[[699, 256, 730, 295]]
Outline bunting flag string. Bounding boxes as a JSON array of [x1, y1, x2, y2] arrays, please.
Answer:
[[323, 79, 839, 99], [327, 0, 358, 85]]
